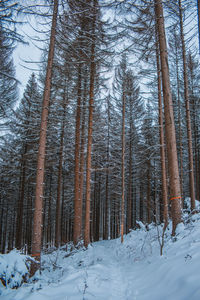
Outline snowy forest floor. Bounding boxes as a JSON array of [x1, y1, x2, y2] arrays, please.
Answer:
[[1, 202, 200, 300]]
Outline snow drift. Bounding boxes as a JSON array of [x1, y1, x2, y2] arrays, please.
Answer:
[[1, 204, 200, 300]]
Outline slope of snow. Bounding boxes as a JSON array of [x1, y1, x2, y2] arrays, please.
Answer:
[[1, 209, 200, 300]]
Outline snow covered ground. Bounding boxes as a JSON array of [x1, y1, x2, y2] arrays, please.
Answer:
[[1, 206, 200, 300]]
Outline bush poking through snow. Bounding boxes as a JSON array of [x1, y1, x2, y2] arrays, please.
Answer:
[[0, 250, 30, 289]]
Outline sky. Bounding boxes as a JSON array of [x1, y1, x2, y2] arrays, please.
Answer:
[[13, 6, 50, 99], [13, 38, 42, 99]]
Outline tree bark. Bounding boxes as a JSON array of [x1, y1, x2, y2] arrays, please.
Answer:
[[15, 148, 27, 250], [127, 105, 133, 232], [73, 63, 83, 246], [55, 93, 67, 248], [178, 0, 196, 211], [154, 0, 182, 235], [0, 197, 4, 252], [147, 165, 151, 224], [197, 0, 200, 54], [188, 54, 199, 200], [121, 88, 125, 243], [84, 0, 96, 248], [31, 0, 58, 274], [77, 73, 87, 242], [175, 38, 184, 202], [104, 95, 111, 240], [155, 32, 168, 226]]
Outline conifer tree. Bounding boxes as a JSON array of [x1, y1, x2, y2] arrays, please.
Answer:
[[14, 73, 41, 250], [154, 0, 182, 235], [31, 0, 59, 275], [0, 26, 18, 121], [84, 0, 97, 248], [178, 0, 196, 211]]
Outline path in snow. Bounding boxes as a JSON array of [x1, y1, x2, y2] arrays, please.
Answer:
[[82, 241, 133, 300], [1, 215, 200, 300]]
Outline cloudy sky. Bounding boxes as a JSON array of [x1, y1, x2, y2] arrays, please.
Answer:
[[13, 3, 51, 99]]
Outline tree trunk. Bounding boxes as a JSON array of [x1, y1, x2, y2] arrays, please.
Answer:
[[175, 40, 184, 202], [154, 0, 182, 235], [15, 148, 27, 250], [140, 185, 143, 222], [31, 0, 58, 275], [2, 204, 8, 254], [55, 91, 67, 248], [92, 167, 97, 242], [197, 0, 200, 54], [25, 184, 33, 254], [73, 63, 83, 246], [127, 115, 133, 232], [104, 96, 111, 240], [178, 0, 196, 211], [155, 32, 168, 226], [0, 197, 4, 252], [61, 171, 66, 244], [84, 1, 96, 248], [77, 73, 87, 242], [188, 55, 199, 200], [121, 88, 125, 243], [147, 165, 151, 224], [95, 173, 100, 241]]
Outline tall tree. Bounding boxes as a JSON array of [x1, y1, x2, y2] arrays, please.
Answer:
[[121, 65, 125, 244], [178, 0, 196, 211], [197, 0, 200, 53], [14, 73, 41, 250], [187, 53, 200, 201], [55, 84, 69, 248], [84, 0, 97, 248], [155, 31, 168, 226], [31, 0, 59, 274], [154, 0, 182, 235], [168, 26, 184, 200], [0, 25, 18, 121]]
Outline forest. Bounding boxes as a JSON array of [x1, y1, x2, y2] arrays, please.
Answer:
[[1, 0, 200, 297]]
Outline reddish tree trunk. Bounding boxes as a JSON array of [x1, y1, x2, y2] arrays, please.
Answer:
[[104, 96, 111, 240], [31, 0, 58, 274], [154, 0, 182, 235], [175, 41, 184, 202], [156, 33, 168, 226], [73, 64, 83, 246], [179, 0, 196, 211], [77, 73, 87, 243], [197, 0, 200, 54], [84, 2, 96, 248], [55, 95, 67, 248], [188, 55, 199, 200], [127, 116, 133, 232]]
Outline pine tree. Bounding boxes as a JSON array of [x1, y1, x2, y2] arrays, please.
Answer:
[[14, 73, 41, 250], [31, 0, 59, 275], [155, 32, 168, 227], [0, 25, 18, 121], [154, 0, 182, 235], [197, 0, 200, 53], [178, 0, 196, 211], [84, 0, 97, 248]]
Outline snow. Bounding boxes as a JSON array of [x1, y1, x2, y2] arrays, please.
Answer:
[[1, 209, 200, 300], [0, 250, 29, 290]]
